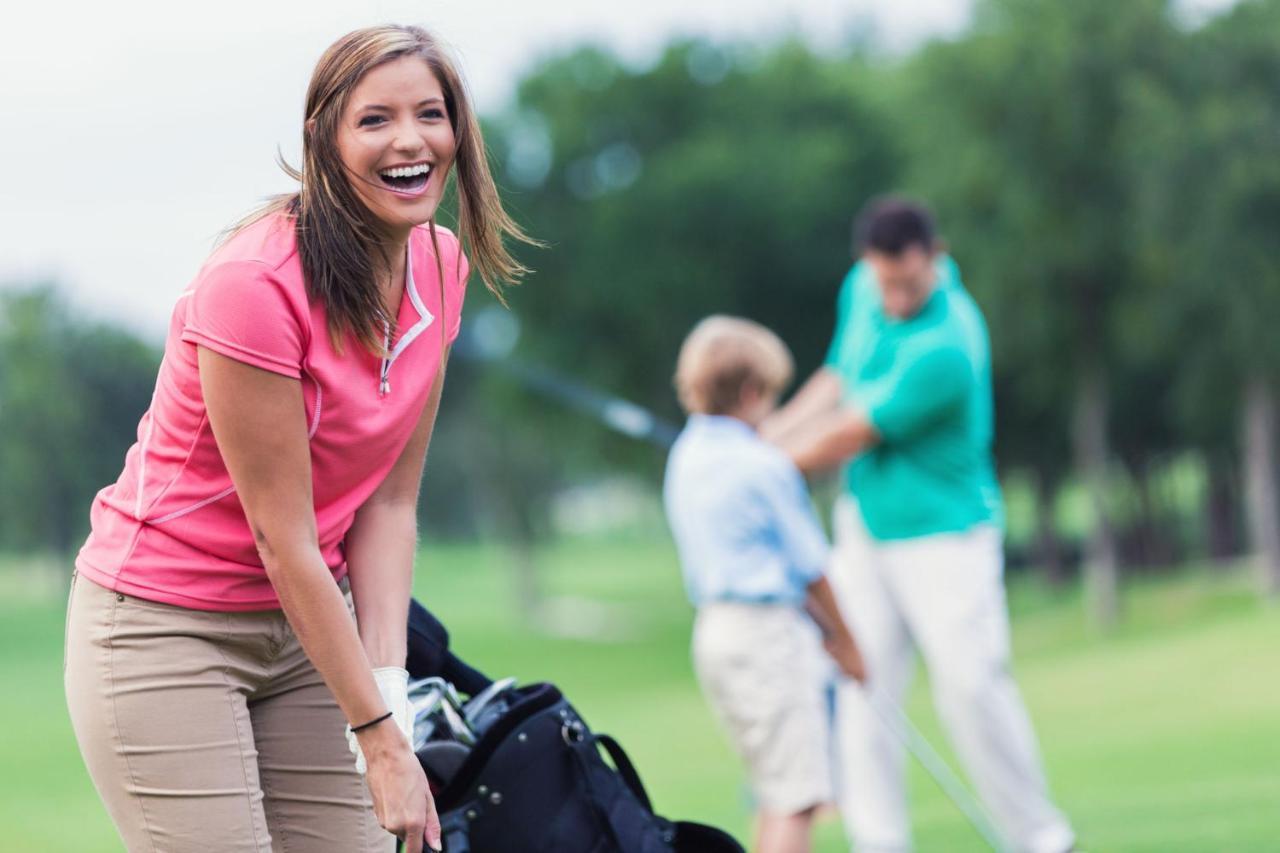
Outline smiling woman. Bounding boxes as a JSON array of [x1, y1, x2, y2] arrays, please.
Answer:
[[63, 25, 535, 853]]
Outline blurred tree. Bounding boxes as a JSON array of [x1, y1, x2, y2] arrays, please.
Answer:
[[484, 37, 903, 480], [1130, 0, 1280, 596], [0, 285, 158, 557], [899, 0, 1182, 622]]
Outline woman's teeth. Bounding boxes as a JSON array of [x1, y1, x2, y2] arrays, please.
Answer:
[[378, 164, 432, 191], [380, 164, 431, 179]]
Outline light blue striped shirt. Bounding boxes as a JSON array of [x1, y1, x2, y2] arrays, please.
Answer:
[[663, 415, 830, 606]]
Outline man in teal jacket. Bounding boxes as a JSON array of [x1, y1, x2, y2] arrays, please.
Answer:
[[765, 198, 1074, 852]]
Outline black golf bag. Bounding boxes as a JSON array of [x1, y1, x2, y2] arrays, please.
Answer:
[[405, 599, 745, 853]]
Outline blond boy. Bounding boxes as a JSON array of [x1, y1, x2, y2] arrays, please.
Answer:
[[663, 316, 866, 853]]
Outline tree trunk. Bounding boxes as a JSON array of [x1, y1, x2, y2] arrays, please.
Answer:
[[1241, 375, 1280, 598], [1072, 367, 1119, 627], [1135, 458, 1176, 568], [469, 424, 544, 621], [1033, 467, 1066, 585], [1204, 455, 1239, 563]]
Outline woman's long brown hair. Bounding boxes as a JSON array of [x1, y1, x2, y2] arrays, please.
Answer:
[[229, 25, 535, 354]]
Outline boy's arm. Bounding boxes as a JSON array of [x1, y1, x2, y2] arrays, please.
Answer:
[[758, 453, 868, 683], [805, 575, 867, 683]]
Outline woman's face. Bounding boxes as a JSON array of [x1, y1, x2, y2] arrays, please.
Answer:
[[335, 55, 457, 239]]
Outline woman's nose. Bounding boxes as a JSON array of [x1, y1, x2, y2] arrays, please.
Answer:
[[392, 122, 425, 153]]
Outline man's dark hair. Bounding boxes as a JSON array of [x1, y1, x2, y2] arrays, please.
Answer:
[[853, 196, 937, 256]]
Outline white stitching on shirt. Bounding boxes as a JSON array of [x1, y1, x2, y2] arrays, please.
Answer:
[[147, 485, 237, 525], [308, 379, 322, 438], [385, 245, 436, 365], [133, 386, 160, 520]]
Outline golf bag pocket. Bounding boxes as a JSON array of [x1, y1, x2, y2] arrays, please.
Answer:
[[432, 684, 742, 853]]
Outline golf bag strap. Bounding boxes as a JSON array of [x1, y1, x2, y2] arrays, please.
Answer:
[[568, 735, 627, 849], [595, 733, 654, 813]]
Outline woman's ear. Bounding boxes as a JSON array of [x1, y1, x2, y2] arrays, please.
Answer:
[[304, 118, 317, 138]]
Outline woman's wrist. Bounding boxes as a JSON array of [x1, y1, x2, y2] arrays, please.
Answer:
[[350, 710, 394, 734], [359, 632, 407, 669], [355, 716, 407, 759]]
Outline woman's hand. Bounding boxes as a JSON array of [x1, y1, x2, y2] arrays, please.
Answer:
[[359, 721, 442, 853]]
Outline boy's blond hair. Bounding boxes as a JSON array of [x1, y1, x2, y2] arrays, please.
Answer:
[[674, 316, 794, 415]]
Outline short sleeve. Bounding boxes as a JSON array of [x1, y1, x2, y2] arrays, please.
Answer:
[[864, 343, 971, 442], [756, 453, 830, 585], [181, 260, 306, 378]]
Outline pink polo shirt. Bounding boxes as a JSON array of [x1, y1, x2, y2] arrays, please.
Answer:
[[75, 213, 468, 611]]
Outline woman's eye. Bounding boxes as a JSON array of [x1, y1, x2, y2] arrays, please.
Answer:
[[420, 109, 445, 120], [358, 115, 386, 127]]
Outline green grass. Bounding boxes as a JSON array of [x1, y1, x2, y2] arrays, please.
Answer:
[[4, 543, 1278, 851]]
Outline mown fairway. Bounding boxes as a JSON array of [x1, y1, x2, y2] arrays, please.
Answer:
[[4, 540, 1278, 851]]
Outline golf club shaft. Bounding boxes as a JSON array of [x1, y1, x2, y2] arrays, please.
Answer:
[[858, 688, 1009, 852]]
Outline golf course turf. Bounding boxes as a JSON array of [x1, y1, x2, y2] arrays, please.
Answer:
[[3, 540, 1276, 851]]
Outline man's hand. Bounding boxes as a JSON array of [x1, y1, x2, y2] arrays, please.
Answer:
[[782, 407, 881, 476], [759, 368, 843, 443], [805, 575, 868, 683]]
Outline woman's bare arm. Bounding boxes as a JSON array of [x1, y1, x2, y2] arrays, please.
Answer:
[[198, 347, 384, 724], [344, 351, 449, 667], [198, 347, 437, 850]]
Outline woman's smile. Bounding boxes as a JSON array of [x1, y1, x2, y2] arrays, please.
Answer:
[[376, 160, 434, 197]]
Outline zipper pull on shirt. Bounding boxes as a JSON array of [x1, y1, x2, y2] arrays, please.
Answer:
[[379, 321, 392, 397]]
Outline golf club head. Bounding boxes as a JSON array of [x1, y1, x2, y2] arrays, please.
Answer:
[[410, 680, 451, 750], [464, 676, 518, 735], [439, 697, 477, 746]]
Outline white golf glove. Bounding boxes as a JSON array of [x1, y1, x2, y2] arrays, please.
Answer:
[[346, 666, 413, 774]]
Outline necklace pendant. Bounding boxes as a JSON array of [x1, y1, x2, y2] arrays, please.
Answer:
[[379, 377, 391, 396]]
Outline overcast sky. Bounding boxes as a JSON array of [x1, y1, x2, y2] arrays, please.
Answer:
[[0, 0, 1233, 338]]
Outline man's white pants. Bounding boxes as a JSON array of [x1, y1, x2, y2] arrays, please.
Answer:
[[831, 498, 1074, 853]]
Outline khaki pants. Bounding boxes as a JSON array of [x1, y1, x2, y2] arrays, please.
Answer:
[[831, 498, 1074, 853], [64, 572, 394, 853]]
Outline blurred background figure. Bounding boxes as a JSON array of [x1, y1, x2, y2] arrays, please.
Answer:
[[665, 315, 866, 853], [763, 198, 1074, 853]]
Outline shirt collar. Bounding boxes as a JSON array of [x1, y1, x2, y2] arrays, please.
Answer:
[[687, 414, 758, 439]]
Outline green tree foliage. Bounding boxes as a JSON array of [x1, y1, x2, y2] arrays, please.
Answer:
[[485, 39, 902, 467], [7, 4, 1280, 611], [0, 286, 159, 554], [1129, 0, 1280, 592], [898, 0, 1183, 620]]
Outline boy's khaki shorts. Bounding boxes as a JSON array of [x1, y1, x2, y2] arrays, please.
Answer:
[[692, 602, 833, 815]]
